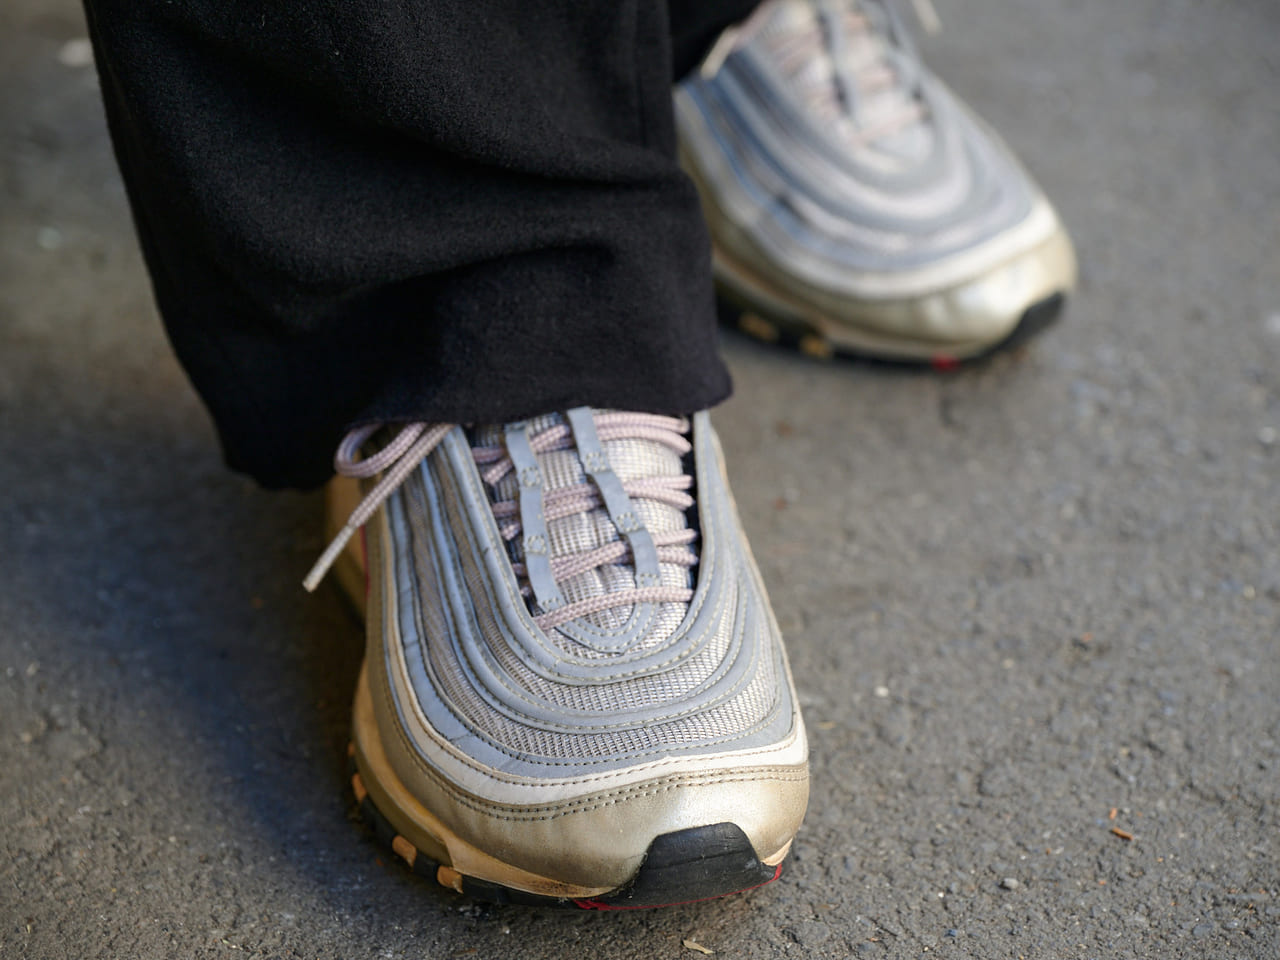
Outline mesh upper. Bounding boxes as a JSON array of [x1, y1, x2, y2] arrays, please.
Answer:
[[385, 413, 794, 773]]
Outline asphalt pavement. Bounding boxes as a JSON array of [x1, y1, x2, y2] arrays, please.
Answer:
[[2, 1, 1277, 957]]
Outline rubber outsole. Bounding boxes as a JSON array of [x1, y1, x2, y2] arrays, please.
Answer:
[[349, 746, 784, 909], [717, 290, 1068, 369]]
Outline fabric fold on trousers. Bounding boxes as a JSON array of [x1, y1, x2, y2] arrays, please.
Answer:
[[82, 0, 760, 487]]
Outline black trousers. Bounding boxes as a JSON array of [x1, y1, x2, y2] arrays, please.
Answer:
[[82, 0, 760, 488]]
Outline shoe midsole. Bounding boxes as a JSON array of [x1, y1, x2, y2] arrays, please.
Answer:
[[710, 226, 1075, 359]]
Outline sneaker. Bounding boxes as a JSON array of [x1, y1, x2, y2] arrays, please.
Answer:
[[676, 0, 1077, 363], [306, 409, 809, 907]]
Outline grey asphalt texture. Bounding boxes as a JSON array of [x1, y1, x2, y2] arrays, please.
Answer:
[[3, 1, 1278, 958]]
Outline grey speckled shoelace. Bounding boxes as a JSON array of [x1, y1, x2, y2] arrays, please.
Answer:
[[305, 411, 698, 632]]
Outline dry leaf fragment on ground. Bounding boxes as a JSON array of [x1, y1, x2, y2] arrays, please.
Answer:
[[683, 939, 714, 955]]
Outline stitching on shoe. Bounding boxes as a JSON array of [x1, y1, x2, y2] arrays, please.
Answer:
[[441, 772, 809, 823], [403, 512, 773, 738], [409, 528, 749, 728], [447, 425, 726, 682], [376, 629, 801, 784], [381, 676, 806, 821], [422, 431, 783, 743], [377, 426, 798, 776], [401, 570, 784, 755], [428, 453, 738, 696]]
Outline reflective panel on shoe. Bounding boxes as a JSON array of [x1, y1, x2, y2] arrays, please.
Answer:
[[307, 410, 809, 907], [677, 0, 1077, 361]]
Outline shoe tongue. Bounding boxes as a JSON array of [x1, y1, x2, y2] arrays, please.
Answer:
[[472, 413, 694, 640], [754, 0, 933, 166]]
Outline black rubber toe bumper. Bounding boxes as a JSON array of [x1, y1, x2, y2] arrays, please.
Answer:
[[573, 823, 782, 910]]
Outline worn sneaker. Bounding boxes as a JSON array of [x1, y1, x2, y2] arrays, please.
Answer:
[[676, 0, 1077, 363], [305, 409, 808, 907]]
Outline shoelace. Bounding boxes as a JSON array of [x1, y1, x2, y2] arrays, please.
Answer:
[[304, 412, 698, 632], [701, 0, 939, 147]]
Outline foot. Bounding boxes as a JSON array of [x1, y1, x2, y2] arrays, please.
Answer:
[[676, 0, 1077, 363], [307, 410, 809, 907]]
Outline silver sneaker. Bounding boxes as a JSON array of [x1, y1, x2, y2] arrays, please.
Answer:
[[307, 409, 809, 907], [677, 0, 1077, 362]]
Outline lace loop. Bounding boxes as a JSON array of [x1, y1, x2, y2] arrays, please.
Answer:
[[304, 411, 698, 632], [336, 423, 425, 478], [303, 423, 453, 592]]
